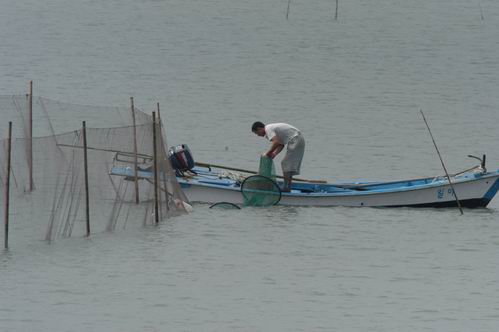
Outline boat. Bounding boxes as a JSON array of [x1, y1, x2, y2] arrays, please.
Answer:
[[109, 153, 499, 208]]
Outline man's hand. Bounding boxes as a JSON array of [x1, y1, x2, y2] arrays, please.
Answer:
[[262, 151, 275, 159], [263, 138, 284, 160]]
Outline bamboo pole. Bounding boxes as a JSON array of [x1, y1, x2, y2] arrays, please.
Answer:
[[4, 122, 12, 249], [194, 161, 328, 184], [156, 102, 162, 124], [56, 144, 151, 159], [156, 103, 170, 213], [420, 110, 463, 215], [156, 103, 163, 218], [82, 121, 91, 236], [28, 80, 33, 192], [152, 112, 159, 224], [130, 97, 140, 204]]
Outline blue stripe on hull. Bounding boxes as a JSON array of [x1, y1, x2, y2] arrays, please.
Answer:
[[484, 178, 499, 200]]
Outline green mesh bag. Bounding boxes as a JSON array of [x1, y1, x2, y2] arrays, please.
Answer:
[[240, 156, 281, 207], [258, 156, 276, 180]]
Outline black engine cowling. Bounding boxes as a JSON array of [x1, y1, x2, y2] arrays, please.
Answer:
[[169, 144, 194, 172]]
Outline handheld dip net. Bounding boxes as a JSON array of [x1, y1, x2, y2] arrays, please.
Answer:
[[240, 156, 281, 207]]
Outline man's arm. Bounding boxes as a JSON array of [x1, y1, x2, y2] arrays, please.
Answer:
[[264, 137, 285, 159]]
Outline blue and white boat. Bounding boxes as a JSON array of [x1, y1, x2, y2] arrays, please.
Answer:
[[110, 155, 499, 208]]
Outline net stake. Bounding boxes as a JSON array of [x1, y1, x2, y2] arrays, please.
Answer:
[[4, 122, 12, 249], [156, 102, 166, 217], [152, 112, 159, 224], [82, 121, 91, 236], [130, 97, 140, 204], [156, 104, 163, 219], [28, 80, 34, 192]]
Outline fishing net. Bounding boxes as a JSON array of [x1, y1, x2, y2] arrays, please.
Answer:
[[241, 175, 281, 207], [258, 155, 276, 180], [240, 156, 281, 207], [209, 202, 241, 209], [0, 95, 188, 244]]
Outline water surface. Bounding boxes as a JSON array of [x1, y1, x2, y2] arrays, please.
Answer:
[[1, 0, 499, 331]]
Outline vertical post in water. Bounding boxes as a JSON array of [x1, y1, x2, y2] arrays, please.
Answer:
[[130, 97, 140, 204], [152, 112, 159, 224], [156, 102, 162, 122], [156, 103, 163, 155], [156, 103, 170, 213], [334, 0, 339, 20], [28, 80, 33, 192], [156, 103, 164, 157], [4, 122, 12, 249], [82, 121, 90, 236], [286, 0, 291, 19], [156, 103, 164, 219]]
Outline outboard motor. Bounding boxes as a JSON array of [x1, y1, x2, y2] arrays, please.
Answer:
[[169, 144, 195, 174]]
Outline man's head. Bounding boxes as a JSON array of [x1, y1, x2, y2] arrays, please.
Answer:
[[251, 121, 266, 137]]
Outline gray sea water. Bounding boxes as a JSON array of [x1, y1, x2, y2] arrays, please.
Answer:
[[2, 0, 499, 331]]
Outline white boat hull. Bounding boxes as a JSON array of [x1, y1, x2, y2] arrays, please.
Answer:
[[109, 165, 499, 208], [179, 173, 499, 208]]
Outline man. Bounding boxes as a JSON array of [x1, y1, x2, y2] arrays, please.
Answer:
[[251, 121, 305, 192]]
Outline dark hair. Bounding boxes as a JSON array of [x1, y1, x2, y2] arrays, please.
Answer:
[[251, 121, 265, 132]]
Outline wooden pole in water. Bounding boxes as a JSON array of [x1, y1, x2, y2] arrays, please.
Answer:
[[156, 103, 170, 213], [28, 80, 33, 192], [156, 103, 163, 154], [152, 112, 159, 224], [420, 110, 463, 215], [82, 121, 91, 236], [156, 103, 163, 155], [130, 97, 140, 204], [286, 0, 291, 19], [156, 103, 162, 122], [156, 103, 163, 219], [4, 122, 12, 249], [334, 0, 339, 20]]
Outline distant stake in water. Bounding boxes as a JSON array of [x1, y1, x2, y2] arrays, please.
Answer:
[[334, 0, 339, 20], [286, 0, 291, 19], [420, 110, 464, 215]]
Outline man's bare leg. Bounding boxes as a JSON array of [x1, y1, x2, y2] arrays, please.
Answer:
[[283, 172, 292, 192]]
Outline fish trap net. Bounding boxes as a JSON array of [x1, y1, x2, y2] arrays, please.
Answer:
[[0, 95, 188, 243]]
